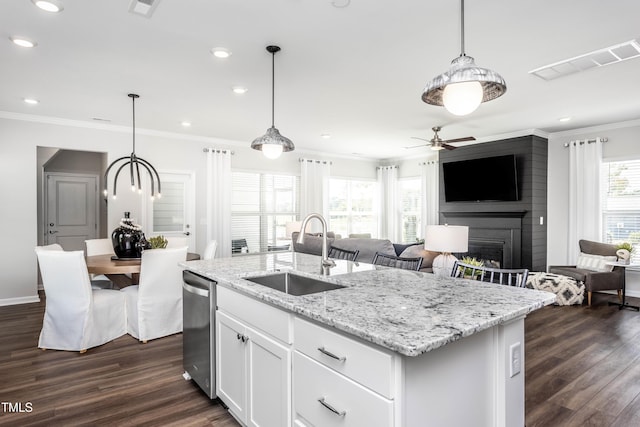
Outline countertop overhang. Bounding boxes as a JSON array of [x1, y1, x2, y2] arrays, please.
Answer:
[[180, 252, 555, 357]]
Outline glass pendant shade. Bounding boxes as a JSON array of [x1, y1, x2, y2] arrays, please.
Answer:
[[442, 80, 483, 116], [421, 0, 506, 115]]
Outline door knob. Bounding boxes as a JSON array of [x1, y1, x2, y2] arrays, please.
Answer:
[[49, 230, 58, 234], [184, 232, 191, 236], [49, 223, 55, 226]]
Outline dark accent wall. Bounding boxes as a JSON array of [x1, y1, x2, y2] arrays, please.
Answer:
[[439, 135, 548, 271]]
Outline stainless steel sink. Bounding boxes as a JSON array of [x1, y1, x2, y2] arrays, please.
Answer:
[[245, 272, 345, 296]]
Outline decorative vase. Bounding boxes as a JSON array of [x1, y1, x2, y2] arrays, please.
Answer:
[[616, 249, 631, 265], [111, 212, 150, 259]]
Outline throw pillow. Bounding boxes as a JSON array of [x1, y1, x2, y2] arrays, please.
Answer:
[[576, 252, 617, 272], [399, 245, 439, 269]]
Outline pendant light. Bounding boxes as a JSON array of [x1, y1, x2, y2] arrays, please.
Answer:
[[251, 45, 295, 159], [103, 94, 161, 200], [422, 0, 506, 116]]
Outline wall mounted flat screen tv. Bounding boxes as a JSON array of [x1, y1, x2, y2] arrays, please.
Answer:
[[442, 154, 519, 202]]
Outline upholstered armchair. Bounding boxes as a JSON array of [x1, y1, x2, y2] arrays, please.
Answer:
[[549, 239, 624, 306]]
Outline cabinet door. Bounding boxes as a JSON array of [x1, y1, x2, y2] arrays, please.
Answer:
[[247, 327, 291, 427], [216, 311, 247, 422]]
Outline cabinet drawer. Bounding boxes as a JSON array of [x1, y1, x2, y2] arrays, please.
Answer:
[[293, 352, 393, 427], [218, 285, 292, 344], [294, 317, 395, 398]]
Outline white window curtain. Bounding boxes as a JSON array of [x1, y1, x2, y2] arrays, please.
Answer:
[[378, 165, 399, 242], [206, 149, 232, 257], [567, 138, 604, 262], [420, 159, 439, 228], [300, 158, 331, 233]]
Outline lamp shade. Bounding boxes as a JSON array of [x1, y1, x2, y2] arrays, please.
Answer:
[[424, 225, 469, 253]]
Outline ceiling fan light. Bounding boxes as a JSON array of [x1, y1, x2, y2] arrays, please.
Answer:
[[443, 80, 483, 116]]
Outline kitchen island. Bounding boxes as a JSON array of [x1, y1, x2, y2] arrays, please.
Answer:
[[181, 251, 555, 427]]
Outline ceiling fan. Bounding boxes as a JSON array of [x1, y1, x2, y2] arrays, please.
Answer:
[[405, 126, 475, 151]]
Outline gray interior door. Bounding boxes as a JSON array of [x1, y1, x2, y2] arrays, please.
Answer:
[[45, 173, 98, 250]]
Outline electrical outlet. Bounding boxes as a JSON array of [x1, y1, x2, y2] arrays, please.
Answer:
[[539, 216, 544, 225], [510, 342, 521, 378]]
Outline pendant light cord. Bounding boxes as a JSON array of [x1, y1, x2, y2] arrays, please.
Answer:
[[460, 0, 465, 56], [132, 95, 136, 153], [271, 50, 275, 127]]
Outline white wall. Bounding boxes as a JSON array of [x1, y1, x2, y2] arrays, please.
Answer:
[[0, 115, 378, 305], [547, 119, 640, 296]]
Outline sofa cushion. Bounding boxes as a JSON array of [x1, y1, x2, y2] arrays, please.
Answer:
[[399, 245, 439, 270], [576, 252, 616, 272], [291, 232, 335, 256], [330, 238, 396, 264]]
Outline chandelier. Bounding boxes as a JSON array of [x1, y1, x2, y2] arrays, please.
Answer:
[[103, 94, 161, 200]]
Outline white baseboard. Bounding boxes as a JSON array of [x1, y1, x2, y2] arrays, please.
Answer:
[[0, 295, 41, 307]]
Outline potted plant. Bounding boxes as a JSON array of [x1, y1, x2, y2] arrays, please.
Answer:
[[458, 256, 485, 279], [615, 242, 634, 264], [148, 235, 168, 249]]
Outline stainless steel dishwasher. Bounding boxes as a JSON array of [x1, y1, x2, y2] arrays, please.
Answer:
[[182, 270, 216, 399]]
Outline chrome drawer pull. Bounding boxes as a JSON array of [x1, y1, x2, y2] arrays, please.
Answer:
[[317, 347, 346, 362], [318, 397, 346, 417]]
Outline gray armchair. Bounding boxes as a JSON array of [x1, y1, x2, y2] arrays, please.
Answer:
[[548, 239, 624, 306]]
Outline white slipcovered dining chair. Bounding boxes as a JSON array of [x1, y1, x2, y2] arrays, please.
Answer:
[[35, 247, 126, 352], [85, 238, 117, 289], [166, 236, 189, 249], [121, 246, 188, 342], [203, 240, 217, 260]]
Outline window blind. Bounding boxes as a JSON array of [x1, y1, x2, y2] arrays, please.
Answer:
[[601, 160, 640, 262]]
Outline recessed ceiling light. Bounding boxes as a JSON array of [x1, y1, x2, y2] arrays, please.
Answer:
[[10, 37, 37, 48], [32, 0, 63, 12], [559, 117, 572, 122], [211, 47, 231, 59], [24, 98, 39, 105], [321, 133, 331, 139], [232, 86, 247, 94], [181, 121, 191, 127]]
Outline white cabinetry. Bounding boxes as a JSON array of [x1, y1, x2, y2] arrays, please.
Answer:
[[216, 286, 292, 427], [293, 317, 395, 427]]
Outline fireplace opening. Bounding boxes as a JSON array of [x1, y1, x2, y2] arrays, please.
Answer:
[[456, 239, 504, 268]]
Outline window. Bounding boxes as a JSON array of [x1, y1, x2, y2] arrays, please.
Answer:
[[399, 177, 422, 243], [328, 178, 378, 238], [601, 160, 640, 262], [231, 171, 299, 254]]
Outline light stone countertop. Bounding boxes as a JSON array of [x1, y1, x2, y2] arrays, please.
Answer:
[[180, 252, 556, 357]]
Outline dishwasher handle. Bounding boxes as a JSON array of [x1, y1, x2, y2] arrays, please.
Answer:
[[183, 282, 209, 298]]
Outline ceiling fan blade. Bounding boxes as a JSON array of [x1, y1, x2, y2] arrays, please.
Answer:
[[410, 136, 431, 142], [443, 136, 476, 143], [404, 143, 429, 149], [442, 143, 458, 150]]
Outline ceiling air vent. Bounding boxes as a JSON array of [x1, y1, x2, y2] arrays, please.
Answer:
[[529, 39, 640, 81], [129, 0, 160, 18]]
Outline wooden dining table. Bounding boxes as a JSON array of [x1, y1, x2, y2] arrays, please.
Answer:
[[86, 252, 200, 287]]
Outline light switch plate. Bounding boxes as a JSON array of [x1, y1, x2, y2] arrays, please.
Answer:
[[510, 342, 521, 378]]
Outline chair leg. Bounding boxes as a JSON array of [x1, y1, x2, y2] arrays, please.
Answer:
[[79, 349, 87, 354], [587, 291, 592, 307], [142, 340, 148, 344], [618, 289, 623, 302]]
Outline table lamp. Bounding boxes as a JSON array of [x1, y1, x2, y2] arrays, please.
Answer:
[[425, 225, 469, 277]]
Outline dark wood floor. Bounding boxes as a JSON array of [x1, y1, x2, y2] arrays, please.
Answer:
[[2, 292, 640, 426]]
